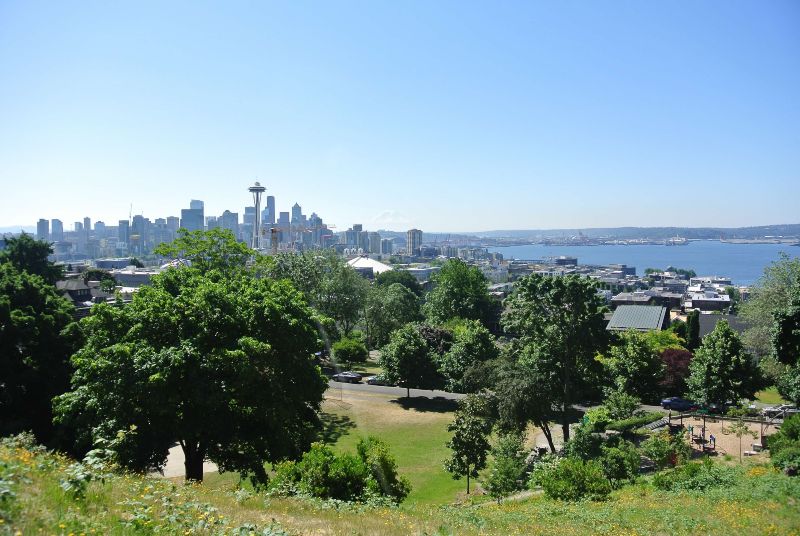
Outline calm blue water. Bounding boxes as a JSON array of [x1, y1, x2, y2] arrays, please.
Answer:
[[487, 241, 799, 286]]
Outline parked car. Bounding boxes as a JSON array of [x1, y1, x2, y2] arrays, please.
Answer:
[[762, 404, 799, 419], [661, 397, 698, 412], [366, 374, 392, 386], [332, 371, 362, 384], [699, 403, 728, 415]]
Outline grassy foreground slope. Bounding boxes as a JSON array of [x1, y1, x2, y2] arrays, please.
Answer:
[[2, 433, 800, 536]]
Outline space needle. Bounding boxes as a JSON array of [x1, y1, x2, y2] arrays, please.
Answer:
[[248, 181, 267, 250]]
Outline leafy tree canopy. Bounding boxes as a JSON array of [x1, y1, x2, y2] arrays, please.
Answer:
[[686, 320, 760, 406], [0, 233, 62, 284], [741, 253, 800, 356], [444, 394, 493, 494], [0, 263, 77, 445], [375, 269, 423, 297], [598, 330, 665, 402], [257, 251, 368, 337], [55, 267, 328, 485], [439, 319, 498, 393], [154, 228, 252, 274], [332, 336, 369, 365], [502, 274, 608, 442], [379, 323, 442, 397], [364, 283, 421, 348], [424, 259, 495, 327]]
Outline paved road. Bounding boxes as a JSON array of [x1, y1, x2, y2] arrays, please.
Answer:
[[327, 379, 466, 400]]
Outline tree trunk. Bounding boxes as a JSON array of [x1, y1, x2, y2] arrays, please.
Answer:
[[561, 401, 570, 445], [466, 471, 470, 494], [183, 442, 205, 483], [406, 386, 410, 399], [541, 422, 556, 453]]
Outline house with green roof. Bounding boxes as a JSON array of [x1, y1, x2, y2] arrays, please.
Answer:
[[606, 305, 669, 332]]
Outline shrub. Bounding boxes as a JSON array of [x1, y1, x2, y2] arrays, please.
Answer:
[[540, 458, 612, 501], [653, 458, 737, 491], [604, 389, 641, 421], [771, 447, 800, 474], [356, 436, 411, 501], [584, 406, 611, 432], [332, 336, 369, 365], [483, 433, 527, 501], [640, 431, 691, 469], [563, 425, 604, 461], [268, 439, 410, 503], [606, 412, 664, 433], [600, 441, 640, 488], [527, 453, 562, 489]]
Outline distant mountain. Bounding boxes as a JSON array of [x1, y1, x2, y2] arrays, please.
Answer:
[[469, 224, 800, 240]]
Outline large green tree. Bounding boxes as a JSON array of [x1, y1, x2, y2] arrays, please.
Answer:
[[771, 283, 800, 404], [258, 251, 369, 337], [444, 394, 492, 494], [502, 274, 608, 443], [55, 266, 327, 484], [379, 323, 442, 397], [686, 321, 760, 406], [493, 354, 559, 452], [0, 233, 63, 284], [598, 330, 665, 402], [375, 269, 423, 297], [424, 259, 495, 327], [0, 263, 77, 444], [741, 253, 800, 357], [364, 283, 421, 348], [154, 228, 252, 274], [438, 319, 498, 393]]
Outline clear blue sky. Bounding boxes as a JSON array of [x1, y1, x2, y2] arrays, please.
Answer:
[[1, 1, 798, 232]]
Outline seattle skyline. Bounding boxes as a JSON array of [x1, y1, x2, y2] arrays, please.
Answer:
[[1, 1, 799, 231]]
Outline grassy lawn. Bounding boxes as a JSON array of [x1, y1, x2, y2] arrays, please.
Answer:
[[756, 386, 788, 405], [5, 436, 800, 536], [348, 359, 383, 376], [320, 389, 465, 505]]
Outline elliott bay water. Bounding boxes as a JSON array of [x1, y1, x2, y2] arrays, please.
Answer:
[[487, 241, 799, 286]]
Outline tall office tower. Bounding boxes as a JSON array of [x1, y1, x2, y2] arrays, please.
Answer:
[[407, 229, 423, 257], [380, 238, 394, 255], [205, 216, 220, 229], [368, 232, 382, 254], [220, 210, 239, 236], [248, 182, 266, 249], [243, 206, 256, 241], [358, 230, 370, 252], [345, 228, 358, 246], [118, 220, 130, 245], [51, 219, 64, 241], [291, 203, 302, 224], [36, 219, 49, 241], [265, 195, 275, 225], [353, 224, 363, 233], [153, 218, 168, 247], [74, 222, 85, 253], [94, 221, 106, 239], [166, 216, 180, 233], [180, 207, 204, 232], [190, 199, 204, 211], [131, 215, 147, 254], [83, 217, 91, 237], [277, 212, 289, 225]]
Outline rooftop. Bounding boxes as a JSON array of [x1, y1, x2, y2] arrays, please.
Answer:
[[607, 305, 668, 332]]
